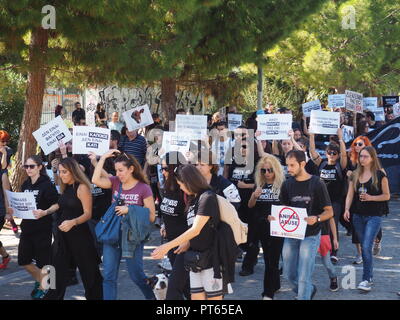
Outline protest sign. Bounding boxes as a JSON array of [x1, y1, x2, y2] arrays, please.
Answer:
[[175, 115, 208, 140], [160, 131, 191, 156], [122, 104, 154, 131], [345, 90, 363, 113], [270, 205, 308, 240], [363, 97, 378, 109], [257, 114, 292, 140], [393, 103, 400, 118], [309, 110, 340, 135], [342, 125, 354, 143], [33, 116, 72, 155], [228, 113, 243, 131], [6, 191, 37, 220], [328, 94, 346, 109], [382, 96, 399, 107], [72, 126, 111, 155], [302, 100, 321, 117]]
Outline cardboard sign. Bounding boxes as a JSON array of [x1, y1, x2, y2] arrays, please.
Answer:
[[122, 104, 154, 131], [72, 126, 111, 155], [328, 94, 346, 109], [160, 131, 191, 156], [175, 115, 208, 140], [302, 100, 321, 117], [33, 116, 73, 155], [257, 114, 293, 140], [309, 110, 340, 135], [228, 113, 243, 131], [342, 125, 354, 143], [6, 191, 37, 220], [345, 90, 363, 113], [270, 205, 308, 240]]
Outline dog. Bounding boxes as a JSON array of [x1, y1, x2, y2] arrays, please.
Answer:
[[131, 109, 145, 124], [146, 273, 169, 300]]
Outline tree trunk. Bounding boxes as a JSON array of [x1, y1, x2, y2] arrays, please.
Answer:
[[11, 28, 48, 191], [161, 77, 177, 128]]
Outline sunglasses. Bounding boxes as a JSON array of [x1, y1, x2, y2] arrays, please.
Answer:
[[23, 164, 37, 169], [327, 151, 338, 156], [261, 168, 273, 174], [355, 142, 364, 147]]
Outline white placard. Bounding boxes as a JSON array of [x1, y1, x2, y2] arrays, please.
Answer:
[[33, 116, 73, 155], [228, 114, 243, 131], [342, 125, 354, 143], [6, 191, 37, 220], [175, 115, 208, 140], [309, 110, 340, 135], [345, 90, 363, 113], [122, 104, 154, 131], [363, 97, 378, 109], [257, 114, 293, 140], [302, 100, 321, 117], [393, 103, 400, 118], [270, 205, 308, 240], [72, 126, 111, 155], [328, 94, 346, 108], [160, 131, 191, 156]]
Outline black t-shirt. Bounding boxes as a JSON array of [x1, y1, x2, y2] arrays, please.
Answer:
[[160, 190, 187, 241], [209, 174, 241, 209], [305, 159, 318, 176], [186, 190, 219, 252], [318, 162, 345, 202], [228, 160, 254, 202], [353, 170, 387, 217], [72, 108, 85, 122], [253, 184, 280, 222], [279, 176, 332, 237], [91, 183, 112, 221]]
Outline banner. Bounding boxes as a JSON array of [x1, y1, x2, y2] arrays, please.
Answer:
[[160, 131, 191, 156], [122, 104, 154, 131], [6, 191, 37, 220], [342, 125, 354, 143], [345, 90, 363, 113], [72, 126, 111, 155], [328, 94, 346, 109], [270, 205, 308, 240], [228, 113, 243, 131], [302, 100, 321, 117], [309, 110, 340, 135], [257, 114, 292, 140], [33, 116, 73, 155], [175, 115, 208, 140], [382, 96, 399, 107]]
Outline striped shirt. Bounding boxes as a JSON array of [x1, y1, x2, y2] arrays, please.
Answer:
[[118, 134, 147, 167]]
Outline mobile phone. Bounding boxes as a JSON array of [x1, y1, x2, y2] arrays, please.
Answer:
[[116, 199, 125, 206]]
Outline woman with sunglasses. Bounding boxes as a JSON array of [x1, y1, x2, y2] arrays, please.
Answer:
[[11, 156, 59, 299], [92, 149, 156, 300], [248, 154, 285, 300], [159, 151, 190, 300], [344, 146, 390, 292]]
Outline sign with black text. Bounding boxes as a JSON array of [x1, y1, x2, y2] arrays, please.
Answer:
[[257, 114, 293, 140], [6, 191, 37, 220], [302, 100, 321, 117], [309, 110, 340, 135], [345, 90, 363, 113], [72, 126, 111, 155], [328, 94, 346, 109], [270, 205, 308, 240], [228, 113, 243, 131]]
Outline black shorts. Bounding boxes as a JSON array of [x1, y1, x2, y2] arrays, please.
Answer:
[[18, 231, 52, 268]]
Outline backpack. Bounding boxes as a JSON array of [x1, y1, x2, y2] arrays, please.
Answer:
[[216, 194, 248, 245]]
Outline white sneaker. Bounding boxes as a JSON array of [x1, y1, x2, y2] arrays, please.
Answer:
[[262, 296, 272, 300], [357, 280, 372, 292], [353, 255, 363, 265]]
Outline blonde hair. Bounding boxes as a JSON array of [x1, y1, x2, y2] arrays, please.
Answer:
[[352, 146, 382, 192], [255, 154, 285, 193], [58, 157, 92, 194]]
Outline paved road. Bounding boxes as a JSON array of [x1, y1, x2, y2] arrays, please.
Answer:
[[1, 200, 400, 300]]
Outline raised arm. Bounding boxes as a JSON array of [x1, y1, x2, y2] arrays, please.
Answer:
[[91, 150, 116, 189], [337, 127, 348, 170], [309, 133, 322, 166]]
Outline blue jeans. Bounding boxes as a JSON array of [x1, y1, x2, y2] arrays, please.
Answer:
[[282, 233, 321, 300], [102, 242, 155, 300], [352, 214, 382, 282], [321, 254, 337, 279]]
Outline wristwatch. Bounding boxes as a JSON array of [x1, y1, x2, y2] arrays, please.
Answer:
[[317, 216, 321, 223]]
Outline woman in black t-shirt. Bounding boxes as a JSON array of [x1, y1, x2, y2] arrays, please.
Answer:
[[152, 165, 224, 300], [344, 147, 390, 292], [248, 154, 285, 300]]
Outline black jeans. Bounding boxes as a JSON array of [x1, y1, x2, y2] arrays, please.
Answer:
[[166, 249, 190, 300], [241, 217, 260, 272]]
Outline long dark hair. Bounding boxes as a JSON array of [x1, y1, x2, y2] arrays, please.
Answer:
[[58, 157, 91, 193], [114, 153, 149, 185], [26, 155, 48, 177], [174, 164, 210, 195], [162, 151, 187, 193]]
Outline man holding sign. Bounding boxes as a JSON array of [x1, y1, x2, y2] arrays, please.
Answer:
[[277, 150, 333, 300]]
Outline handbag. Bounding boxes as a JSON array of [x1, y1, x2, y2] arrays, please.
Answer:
[[183, 249, 212, 273], [95, 183, 123, 244]]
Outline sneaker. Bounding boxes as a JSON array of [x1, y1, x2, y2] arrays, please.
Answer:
[[353, 255, 363, 265], [330, 255, 338, 265], [239, 269, 253, 276], [311, 285, 317, 300], [373, 241, 381, 256], [330, 277, 339, 292], [358, 280, 372, 292], [32, 289, 48, 300], [31, 281, 40, 298], [262, 296, 272, 300], [0, 255, 11, 269], [397, 291, 400, 297]]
